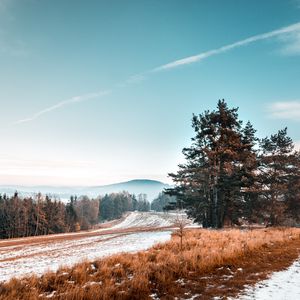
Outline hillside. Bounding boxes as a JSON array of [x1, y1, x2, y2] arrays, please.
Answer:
[[0, 179, 170, 202], [91, 179, 170, 201]]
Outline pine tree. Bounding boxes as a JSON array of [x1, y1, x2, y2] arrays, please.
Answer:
[[258, 128, 299, 225], [237, 121, 260, 223], [151, 193, 176, 212], [285, 152, 300, 223], [167, 100, 258, 228], [65, 196, 79, 231], [131, 194, 138, 211]]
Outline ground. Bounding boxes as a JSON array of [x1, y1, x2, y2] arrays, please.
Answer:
[[234, 258, 300, 300], [0, 212, 299, 299], [0, 211, 189, 282]]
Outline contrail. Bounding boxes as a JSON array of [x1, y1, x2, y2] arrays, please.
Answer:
[[12, 90, 111, 125], [151, 22, 300, 72], [12, 22, 300, 125]]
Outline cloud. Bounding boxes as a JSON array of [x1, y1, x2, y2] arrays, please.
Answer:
[[13, 22, 300, 125], [152, 22, 300, 72], [268, 101, 300, 121], [115, 73, 146, 88], [12, 90, 111, 125], [0, 156, 95, 169], [278, 29, 300, 55], [0, 156, 103, 186]]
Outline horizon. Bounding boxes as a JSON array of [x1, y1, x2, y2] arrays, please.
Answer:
[[1, 0, 300, 186], [0, 178, 169, 188]]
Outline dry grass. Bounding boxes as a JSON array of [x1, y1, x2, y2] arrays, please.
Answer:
[[1, 227, 300, 300]]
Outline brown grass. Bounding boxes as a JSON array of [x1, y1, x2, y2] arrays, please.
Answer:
[[1, 227, 300, 300]]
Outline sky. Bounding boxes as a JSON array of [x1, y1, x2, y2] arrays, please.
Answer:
[[0, 0, 300, 186]]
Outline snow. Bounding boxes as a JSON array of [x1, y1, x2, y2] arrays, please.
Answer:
[[111, 211, 191, 229], [234, 258, 300, 300], [149, 293, 160, 300], [0, 230, 171, 282], [2, 211, 299, 298], [0, 212, 191, 283], [185, 295, 201, 300]]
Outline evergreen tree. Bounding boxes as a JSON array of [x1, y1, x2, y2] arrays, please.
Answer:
[[258, 128, 300, 225], [235, 121, 260, 223], [285, 153, 300, 223], [131, 194, 138, 211], [65, 196, 79, 231], [137, 194, 150, 212], [151, 193, 176, 212], [166, 100, 258, 228]]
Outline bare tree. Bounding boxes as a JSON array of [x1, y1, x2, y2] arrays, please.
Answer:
[[174, 210, 189, 252]]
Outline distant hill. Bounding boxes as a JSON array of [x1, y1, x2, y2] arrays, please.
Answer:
[[91, 179, 170, 201], [0, 179, 171, 202]]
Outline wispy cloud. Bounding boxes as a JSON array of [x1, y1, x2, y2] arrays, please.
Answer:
[[0, 155, 102, 186], [152, 22, 300, 72], [13, 22, 300, 125], [0, 156, 95, 169], [268, 101, 300, 121], [115, 73, 146, 88], [12, 90, 111, 125], [278, 29, 300, 55]]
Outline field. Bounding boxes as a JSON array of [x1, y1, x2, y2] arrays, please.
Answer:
[[0, 212, 190, 282], [0, 212, 300, 299]]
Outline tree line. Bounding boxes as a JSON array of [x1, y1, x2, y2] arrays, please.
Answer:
[[166, 100, 300, 228], [0, 193, 99, 239], [99, 192, 150, 221], [0, 191, 152, 239], [150, 193, 176, 212]]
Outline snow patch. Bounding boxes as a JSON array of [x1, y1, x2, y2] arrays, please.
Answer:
[[234, 258, 300, 299], [0, 231, 171, 282], [112, 211, 191, 229]]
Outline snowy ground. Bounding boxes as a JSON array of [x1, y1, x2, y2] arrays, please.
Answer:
[[0, 211, 184, 282], [233, 258, 300, 300], [0, 231, 171, 282], [112, 211, 190, 229], [2, 211, 298, 300]]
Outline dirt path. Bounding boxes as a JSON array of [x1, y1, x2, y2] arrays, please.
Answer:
[[0, 233, 128, 263], [0, 225, 173, 248], [0, 229, 174, 282], [0, 212, 182, 282], [0, 211, 182, 248]]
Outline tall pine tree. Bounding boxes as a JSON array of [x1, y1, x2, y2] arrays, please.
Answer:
[[166, 100, 258, 228]]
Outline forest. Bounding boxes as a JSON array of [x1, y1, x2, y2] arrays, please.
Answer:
[[0, 191, 151, 239], [166, 100, 300, 228], [99, 192, 150, 220]]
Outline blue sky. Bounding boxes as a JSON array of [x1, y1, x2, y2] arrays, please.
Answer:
[[0, 0, 300, 186]]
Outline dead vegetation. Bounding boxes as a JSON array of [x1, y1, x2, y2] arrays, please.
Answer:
[[1, 227, 300, 300]]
